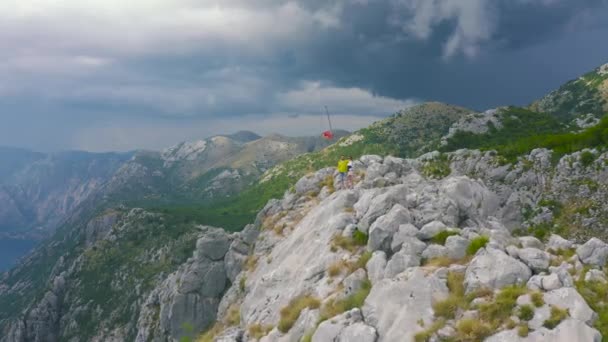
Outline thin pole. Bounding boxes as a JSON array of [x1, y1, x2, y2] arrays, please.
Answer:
[[324, 106, 333, 132]]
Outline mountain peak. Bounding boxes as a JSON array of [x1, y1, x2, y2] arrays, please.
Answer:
[[225, 130, 262, 143]]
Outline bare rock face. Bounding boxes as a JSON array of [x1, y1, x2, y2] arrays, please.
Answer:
[[136, 227, 236, 342], [362, 268, 448, 342]]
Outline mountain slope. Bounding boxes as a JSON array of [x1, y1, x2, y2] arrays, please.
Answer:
[[530, 62, 608, 120], [0, 151, 132, 237]]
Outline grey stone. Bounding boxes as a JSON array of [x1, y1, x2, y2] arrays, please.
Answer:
[[544, 288, 597, 325], [421, 245, 449, 260], [391, 224, 419, 252], [519, 236, 544, 249], [417, 221, 447, 241], [445, 236, 469, 259], [338, 323, 377, 342], [577, 238, 608, 266], [366, 251, 387, 286], [465, 248, 532, 292], [517, 248, 550, 273], [362, 268, 449, 342], [384, 251, 421, 279], [540, 273, 562, 291], [368, 204, 412, 252], [196, 229, 231, 261], [547, 234, 574, 251]]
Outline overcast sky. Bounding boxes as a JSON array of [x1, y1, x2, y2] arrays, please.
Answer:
[[1, 0, 608, 152]]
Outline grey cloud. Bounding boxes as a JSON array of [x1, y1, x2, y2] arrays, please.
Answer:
[[0, 0, 607, 151]]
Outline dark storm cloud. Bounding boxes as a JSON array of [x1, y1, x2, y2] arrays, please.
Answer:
[[0, 0, 607, 151]]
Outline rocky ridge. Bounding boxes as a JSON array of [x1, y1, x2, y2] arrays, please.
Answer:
[[204, 149, 608, 342]]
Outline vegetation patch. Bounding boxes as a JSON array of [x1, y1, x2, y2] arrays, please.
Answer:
[[478, 285, 527, 327], [278, 295, 321, 333], [421, 154, 452, 179], [245, 255, 259, 272], [455, 318, 493, 341], [518, 324, 530, 337], [319, 279, 372, 322], [543, 306, 569, 329], [331, 233, 368, 253], [413, 319, 446, 342], [576, 274, 608, 337], [517, 305, 534, 321], [466, 236, 489, 256], [248, 324, 274, 340], [530, 292, 545, 308], [430, 231, 460, 246]]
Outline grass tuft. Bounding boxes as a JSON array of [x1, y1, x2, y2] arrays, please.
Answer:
[[530, 292, 545, 308], [543, 306, 568, 329], [278, 295, 321, 333], [466, 236, 489, 256], [518, 324, 530, 337], [248, 324, 274, 340], [478, 285, 527, 326], [455, 319, 493, 341], [319, 279, 372, 322], [517, 304, 534, 321], [413, 319, 446, 342], [430, 231, 460, 246]]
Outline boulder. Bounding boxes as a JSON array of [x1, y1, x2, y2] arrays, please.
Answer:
[[362, 268, 449, 342], [417, 221, 447, 241], [342, 269, 367, 298], [384, 251, 420, 279], [366, 251, 387, 285], [518, 236, 544, 250], [398, 237, 427, 257], [517, 248, 550, 273], [544, 288, 597, 325], [540, 273, 562, 291], [445, 236, 469, 259], [196, 229, 231, 261], [421, 245, 448, 260], [390, 224, 419, 252], [547, 234, 573, 251], [368, 204, 411, 252], [465, 248, 532, 292], [576, 238, 608, 266]]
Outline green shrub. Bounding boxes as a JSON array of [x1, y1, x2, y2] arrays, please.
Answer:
[[479, 285, 527, 325], [543, 306, 568, 329], [530, 292, 545, 308], [414, 319, 446, 342], [580, 151, 596, 167], [467, 236, 489, 256], [352, 230, 369, 246], [430, 231, 459, 246], [518, 305, 534, 321]]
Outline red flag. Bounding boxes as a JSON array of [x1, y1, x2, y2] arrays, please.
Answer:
[[322, 130, 334, 140]]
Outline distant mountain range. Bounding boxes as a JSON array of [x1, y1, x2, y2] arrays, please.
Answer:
[[0, 131, 349, 238]]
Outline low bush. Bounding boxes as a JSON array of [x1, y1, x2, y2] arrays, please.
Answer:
[[466, 236, 489, 256], [278, 295, 321, 333]]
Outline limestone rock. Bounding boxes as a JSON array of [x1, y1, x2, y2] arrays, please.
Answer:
[[577, 238, 608, 266], [362, 268, 449, 342], [465, 248, 532, 292], [517, 248, 550, 273]]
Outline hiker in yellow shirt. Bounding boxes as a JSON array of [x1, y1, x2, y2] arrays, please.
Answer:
[[337, 155, 349, 189]]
